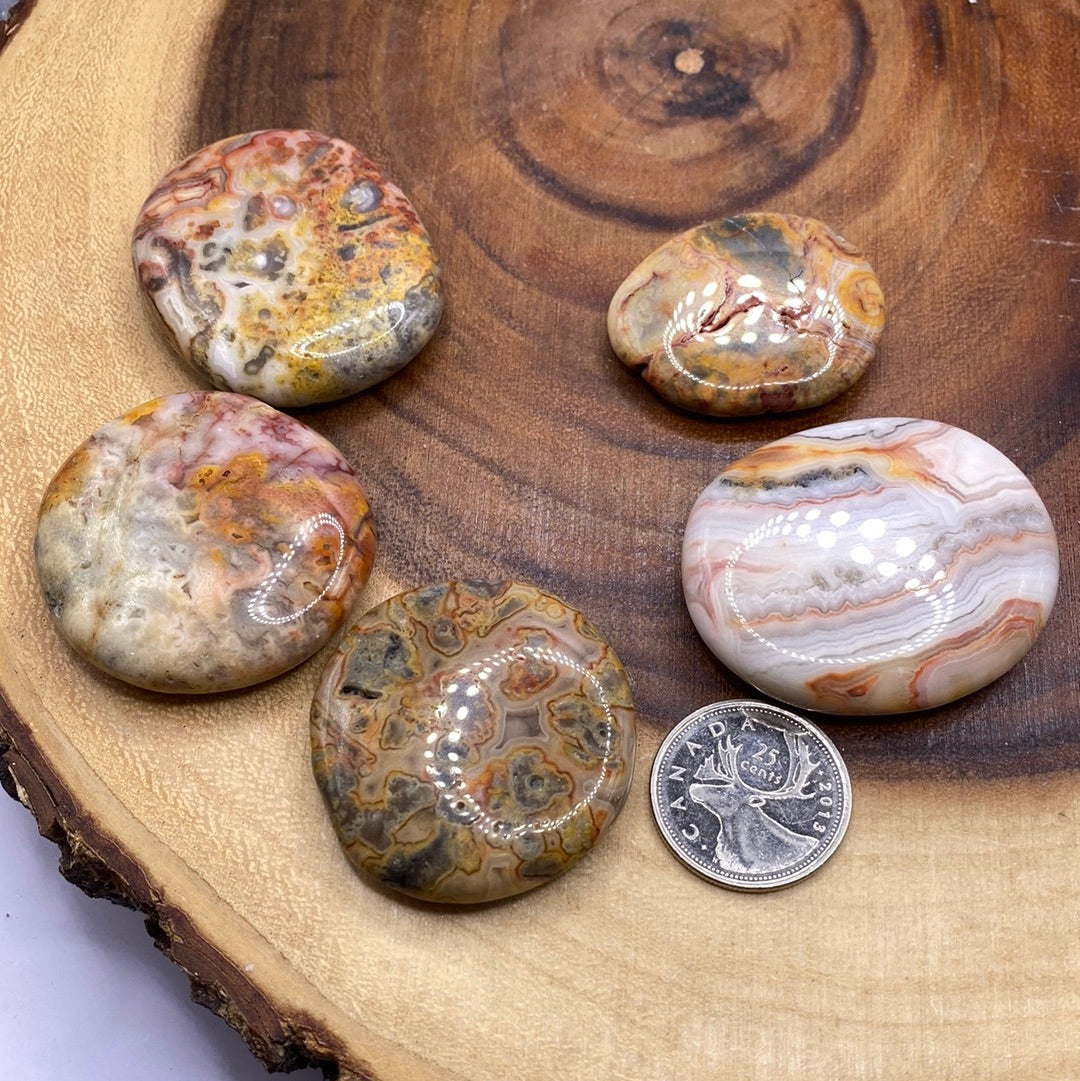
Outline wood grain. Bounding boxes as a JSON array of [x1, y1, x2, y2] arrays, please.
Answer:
[[1, 1, 1077, 1078]]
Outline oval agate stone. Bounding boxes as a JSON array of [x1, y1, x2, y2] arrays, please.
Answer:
[[682, 418, 1059, 715], [133, 129, 443, 408], [311, 580, 637, 904], [34, 391, 376, 693], [608, 213, 885, 416]]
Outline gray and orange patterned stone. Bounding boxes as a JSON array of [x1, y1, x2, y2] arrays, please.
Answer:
[[311, 580, 637, 904], [34, 391, 376, 693], [133, 129, 443, 408], [607, 213, 885, 416]]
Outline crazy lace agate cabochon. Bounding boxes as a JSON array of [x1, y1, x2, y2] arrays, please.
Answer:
[[34, 391, 376, 693], [311, 580, 638, 904], [682, 418, 1059, 715], [133, 129, 443, 408], [607, 213, 885, 416]]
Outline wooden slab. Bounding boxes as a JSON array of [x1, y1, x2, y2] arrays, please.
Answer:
[[2, 1, 1078, 1077]]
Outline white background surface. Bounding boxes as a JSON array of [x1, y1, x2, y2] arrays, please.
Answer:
[[0, 786, 327, 1081]]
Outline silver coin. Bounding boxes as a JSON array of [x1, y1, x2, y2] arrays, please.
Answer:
[[650, 700, 852, 890]]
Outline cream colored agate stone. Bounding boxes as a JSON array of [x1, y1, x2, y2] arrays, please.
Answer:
[[133, 129, 443, 408], [682, 418, 1059, 715], [608, 213, 885, 416], [311, 580, 637, 904], [34, 391, 376, 693]]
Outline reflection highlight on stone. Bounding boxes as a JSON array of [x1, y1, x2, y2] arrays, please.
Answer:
[[246, 512, 347, 627]]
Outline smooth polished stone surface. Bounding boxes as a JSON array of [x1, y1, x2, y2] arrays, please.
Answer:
[[133, 129, 443, 408], [34, 391, 376, 693], [311, 580, 637, 904], [682, 418, 1059, 715], [608, 213, 885, 416]]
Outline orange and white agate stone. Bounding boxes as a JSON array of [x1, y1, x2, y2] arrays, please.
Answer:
[[682, 418, 1059, 715], [311, 580, 637, 904], [34, 391, 375, 693], [608, 213, 885, 416], [133, 129, 443, 408]]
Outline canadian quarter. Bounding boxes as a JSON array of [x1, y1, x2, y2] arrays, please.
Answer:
[[650, 700, 852, 890]]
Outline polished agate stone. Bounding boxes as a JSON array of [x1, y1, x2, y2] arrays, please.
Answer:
[[133, 129, 443, 408], [311, 580, 637, 904], [682, 418, 1059, 715], [34, 391, 376, 693], [608, 213, 885, 416]]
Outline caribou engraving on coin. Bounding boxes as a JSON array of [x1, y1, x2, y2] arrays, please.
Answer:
[[650, 700, 852, 890]]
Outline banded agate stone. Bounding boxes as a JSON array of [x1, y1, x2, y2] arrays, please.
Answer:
[[311, 580, 637, 904], [608, 213, 885, 416], [133, 129, 443, 408], [34, 391, 375, 693], [682, 418, 1059, 715]]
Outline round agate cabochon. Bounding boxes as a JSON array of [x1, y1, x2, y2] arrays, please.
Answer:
[[682, 418, 1059, 715], [608, 213, 885, 416], [34, 391, 376, 693], [311, 580, 638, 904], [133, 129, 443, 408]]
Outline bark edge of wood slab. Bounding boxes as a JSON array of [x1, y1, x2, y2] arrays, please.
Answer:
[[0, 692, 347, 1078]]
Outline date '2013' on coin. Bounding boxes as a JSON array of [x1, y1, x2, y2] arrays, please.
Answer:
[[650, 701, 852, 891]]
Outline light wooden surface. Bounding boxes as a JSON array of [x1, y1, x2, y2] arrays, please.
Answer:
[[1, 1, 1078, 1078]]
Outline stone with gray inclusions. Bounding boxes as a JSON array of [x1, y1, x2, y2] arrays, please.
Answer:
[[310, 580, 638, 904], [608, 213, 885, 416]]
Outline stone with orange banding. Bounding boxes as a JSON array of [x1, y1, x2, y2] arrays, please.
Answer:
[[681, 418, 1059, 714]]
